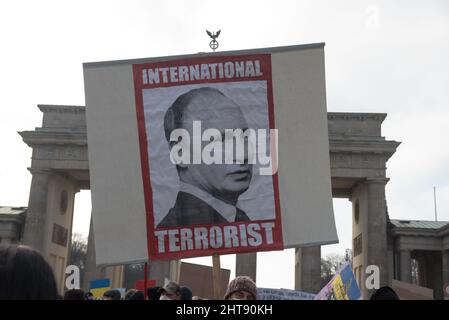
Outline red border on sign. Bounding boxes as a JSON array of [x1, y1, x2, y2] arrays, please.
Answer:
[[133, 54, 283, 260]]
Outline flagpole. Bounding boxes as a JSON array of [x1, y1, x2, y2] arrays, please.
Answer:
[[433, 186, 438, 221], [144, 262, 148, 300]]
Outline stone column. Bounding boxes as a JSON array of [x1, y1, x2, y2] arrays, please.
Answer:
[[83, 225, 124, 291], [106, 265, 125, 289], [295, 246, 321, 293], [83, 216, 106, 291], [365, 178, 389, 289], [149, 261, 172, 286], [429, 252, 443, 300], [235, 252, 257, 282], [443, 250, 449, 289], [399, 250, 412, 283], [22, 168, 52, 254]]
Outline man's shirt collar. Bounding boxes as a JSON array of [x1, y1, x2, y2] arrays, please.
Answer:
[[179, 181, 237, 222]]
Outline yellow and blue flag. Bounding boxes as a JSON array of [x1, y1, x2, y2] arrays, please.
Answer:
[[90, 278, 111, 298]]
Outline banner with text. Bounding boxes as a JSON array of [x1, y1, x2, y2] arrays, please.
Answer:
[[257, 288, 315, 300], [133, 55, 283, 259]]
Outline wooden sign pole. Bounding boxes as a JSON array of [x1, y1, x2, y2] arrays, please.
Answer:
[[212, 254, 222, 300], [144, 262, 148, 300]]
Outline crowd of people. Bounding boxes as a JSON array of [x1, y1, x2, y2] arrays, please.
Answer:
[[0, 244, 399, 300], [64, 274, 258, 301]]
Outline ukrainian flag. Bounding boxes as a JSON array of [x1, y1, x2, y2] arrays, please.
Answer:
[[331, 265, 361, 300], [90, 279, 111, 298]]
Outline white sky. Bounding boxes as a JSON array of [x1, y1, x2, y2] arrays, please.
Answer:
[[1, 0, 448, 290]]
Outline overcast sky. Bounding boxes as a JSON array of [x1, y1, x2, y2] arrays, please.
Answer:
[[1, 0, 448, 290]]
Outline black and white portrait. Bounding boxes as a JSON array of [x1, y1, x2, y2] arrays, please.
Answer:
[[142, 81, 276, 228]]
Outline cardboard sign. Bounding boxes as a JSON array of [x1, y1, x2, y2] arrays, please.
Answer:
[[84, 44, 337, 264]]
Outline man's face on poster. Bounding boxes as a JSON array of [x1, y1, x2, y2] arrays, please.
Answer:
[[177, 90, 253, 203]]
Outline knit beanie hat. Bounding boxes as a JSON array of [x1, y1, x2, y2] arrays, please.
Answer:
[[224, 276, 257, 300]]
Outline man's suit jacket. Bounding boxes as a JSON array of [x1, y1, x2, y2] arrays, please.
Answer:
[[157, 191, 250, 228]]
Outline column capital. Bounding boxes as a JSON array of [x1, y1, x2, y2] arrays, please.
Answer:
[[27, 167, 53, 175]]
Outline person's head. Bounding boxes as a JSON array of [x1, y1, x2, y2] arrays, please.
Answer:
[[147, 286, 162, 301], [164, 87, 253, 205], [224, 276, 257, 300], [124, 289, 138, 300], [125, 289, 144, 300], [0, 245, 59, 300], [180, 286, 193, 300], [370, 286, 400, 300], [103, 289, 122, 300], [85, 292, 94, 300], [63, 289, 85, 300], [159, 281, 181, 300]]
